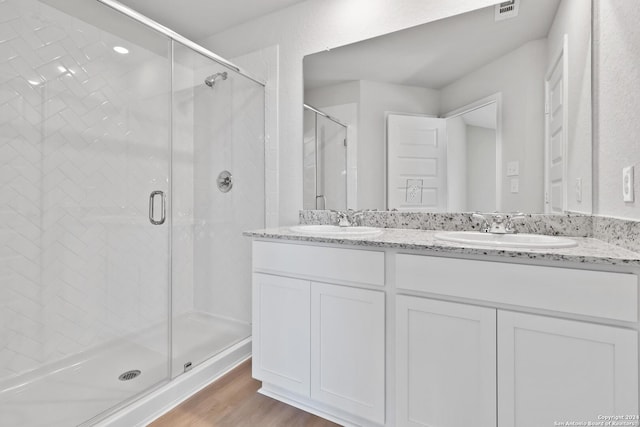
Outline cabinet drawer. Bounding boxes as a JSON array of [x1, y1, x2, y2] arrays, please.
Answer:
[[253, 241, 384, 286], [396, 254, 638, 322]]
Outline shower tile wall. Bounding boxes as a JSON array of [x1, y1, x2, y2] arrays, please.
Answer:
[[0, 0, 171, 380], [170, 59, 195, 319], [192, 64, 264, 324]]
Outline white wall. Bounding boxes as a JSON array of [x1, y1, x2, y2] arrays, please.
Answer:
[[440, 39, 547, 213], [594, 0, 640, 220], [305, 81, 360, 108], [303, 107, 317, 209], [200, 0, 501, 224], [322, 103, 359, 209], [466, 125, 497, 212], [359, 80, 440, 208], [446, 116, 467, 212], [547, 0, 593, 214]]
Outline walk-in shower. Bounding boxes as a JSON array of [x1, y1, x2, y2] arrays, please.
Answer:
[[0, 0, 265, 426]]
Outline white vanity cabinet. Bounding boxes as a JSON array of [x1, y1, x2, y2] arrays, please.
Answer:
[[396, 296, 497, 427], [252, 273, 311, 396], [396, 254, 639, 427], [311, 282, 385, 423], [251, 237, 640, 427], [252, 241, 386, 425], [497, 311, 639, 427]]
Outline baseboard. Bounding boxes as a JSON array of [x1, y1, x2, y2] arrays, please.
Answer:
[[259, 383, 382, 427]]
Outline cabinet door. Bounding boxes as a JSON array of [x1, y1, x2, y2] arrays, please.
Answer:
[[252, 273, 310, 396], [311, 283, 385, 424], [498, 311, 639, 427], [396, 296, 497, 427]]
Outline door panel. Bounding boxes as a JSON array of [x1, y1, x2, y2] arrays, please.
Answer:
[[387, 114, 447, 211], [396, 296, 497, 427], [252, 273, 311, 396], [311, 282, 385, 424], [545, 37, 567, 213], [498, 311, 639, 427]]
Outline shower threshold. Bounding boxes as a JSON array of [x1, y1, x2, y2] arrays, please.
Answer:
[[0, 312, 250, 427]]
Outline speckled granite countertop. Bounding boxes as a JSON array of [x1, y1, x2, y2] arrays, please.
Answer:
[[244, 227, 640, 267]]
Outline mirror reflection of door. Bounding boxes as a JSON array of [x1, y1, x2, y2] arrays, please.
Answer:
[[544, 34, 568, 214], [386, 100, 500, 212], [444, 97, 500, 212], [303, 105, 348, 210], [387, 114, 448, 211]]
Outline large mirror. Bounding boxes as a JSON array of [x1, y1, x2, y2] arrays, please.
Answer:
[[303, 0, 592, 214]]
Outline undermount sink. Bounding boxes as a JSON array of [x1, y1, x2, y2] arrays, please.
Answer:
[[290, 224, 383, 237], [434, 231, 577, 249]]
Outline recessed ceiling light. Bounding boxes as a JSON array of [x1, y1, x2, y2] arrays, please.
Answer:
[[113, 46, 129, 54]]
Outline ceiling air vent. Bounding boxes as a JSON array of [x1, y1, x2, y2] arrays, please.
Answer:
[[495, 0, 519, 21]]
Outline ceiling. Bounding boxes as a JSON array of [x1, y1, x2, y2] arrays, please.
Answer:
[[304, 0, 561, 90], [117, 0, 308, 41]]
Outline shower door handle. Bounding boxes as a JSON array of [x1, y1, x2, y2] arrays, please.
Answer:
[[149, 191, 166, 225]]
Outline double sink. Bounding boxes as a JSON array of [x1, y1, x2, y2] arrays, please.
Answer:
[[290, 225, 577, 249]]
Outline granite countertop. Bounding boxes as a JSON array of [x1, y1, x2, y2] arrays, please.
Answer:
[[244, 227, 640, 267]]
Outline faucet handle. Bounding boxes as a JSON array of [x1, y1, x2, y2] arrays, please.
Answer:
[[471, 212, 490, 232], [335, 211, 351, 227], [505, 212, 526, 233], [349, 211, 364, 226]]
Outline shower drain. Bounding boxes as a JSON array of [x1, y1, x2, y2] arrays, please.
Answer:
[[118, 370, 141, 381]]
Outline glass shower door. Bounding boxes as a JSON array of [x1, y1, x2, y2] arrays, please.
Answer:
[[0, 1, 172, 425], [171, 42, 265, 377], [316, 114, 347, 210], [303, 108, 348, 210]]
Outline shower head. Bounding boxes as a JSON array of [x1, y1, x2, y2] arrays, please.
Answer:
[[204, 72, 228, 87]]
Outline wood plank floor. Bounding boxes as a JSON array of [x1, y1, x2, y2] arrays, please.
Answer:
[[150, 359, 340, 427]]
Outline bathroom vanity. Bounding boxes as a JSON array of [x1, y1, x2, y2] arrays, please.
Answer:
[[246, 225, 640, 427]]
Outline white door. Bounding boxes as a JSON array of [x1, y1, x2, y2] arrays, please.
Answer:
[[396, 296, 497, 427], [498, 311, 639, 427], [387, 114, 447, 211], [545, 35, 568, 213], [252, 273, 311, 396], [310, 283, 385, 424]]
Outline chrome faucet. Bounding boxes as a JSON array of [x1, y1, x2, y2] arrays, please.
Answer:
[[473, 212, 525, 234], [336, 211, 351, 227], [472, 213, 490, 232], [332, 210, 363, 227]]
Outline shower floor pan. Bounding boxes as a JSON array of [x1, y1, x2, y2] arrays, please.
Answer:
[[0, 312, 250, 427]]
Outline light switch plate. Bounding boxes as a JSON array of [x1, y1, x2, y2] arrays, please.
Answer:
[[510, 178, 519, 193], [507, 161, 519, 176], [623, 166, 634, 202]]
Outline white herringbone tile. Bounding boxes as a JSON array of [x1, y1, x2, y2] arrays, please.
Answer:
[[1, 0, 171, 380]]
